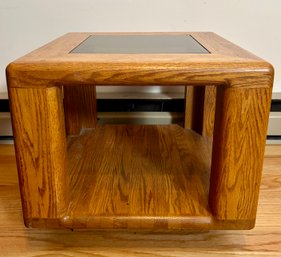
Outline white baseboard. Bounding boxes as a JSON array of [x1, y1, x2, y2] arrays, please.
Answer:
[[272, 92, 281, 100], [267, 112, 281, 136]]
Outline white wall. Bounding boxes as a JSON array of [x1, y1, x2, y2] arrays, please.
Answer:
[[1, 0, 280, 93]]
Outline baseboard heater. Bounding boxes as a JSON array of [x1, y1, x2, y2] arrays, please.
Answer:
[[1, 97, 281, 143]]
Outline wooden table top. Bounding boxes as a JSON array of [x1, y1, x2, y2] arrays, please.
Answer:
[[6, 32, 273, 87]]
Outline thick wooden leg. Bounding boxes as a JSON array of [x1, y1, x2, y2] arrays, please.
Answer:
[[184, 86, 216, 137], [9, 87, 68, 224], [63, 85, 97, 136], [209, 84, 272, 226]]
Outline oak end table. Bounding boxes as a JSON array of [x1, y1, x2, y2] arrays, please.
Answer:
[[6, 33, 274, 230]]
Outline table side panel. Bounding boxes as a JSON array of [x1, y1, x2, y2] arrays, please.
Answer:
[[210, 81, 273, 222], [8, 87, 68, 221], [63, 85, 97, 135], [184, 85, 216, 137]]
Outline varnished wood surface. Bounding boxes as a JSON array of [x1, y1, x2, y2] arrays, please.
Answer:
[[209, 86, 272, 221], [8, 87, 68, 220], [63, 85, 97, 135], [202, 86, 216, 136], [0, 144, 280, 256], [184, 85, 216, 136], [65, 125, 212, 230], [6, 32, 273, 88], [21, 124, 260, 230], [6, 32, 274, 230]]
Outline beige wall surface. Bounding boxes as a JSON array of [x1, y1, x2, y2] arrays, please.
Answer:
[[1, 0, 280, 93]]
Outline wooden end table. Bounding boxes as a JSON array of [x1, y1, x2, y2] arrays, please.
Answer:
[[6, 33, 273, 230]]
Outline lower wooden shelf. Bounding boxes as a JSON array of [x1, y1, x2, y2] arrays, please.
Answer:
[[63, 124, 215, 230], [25, 124, 255, 230]]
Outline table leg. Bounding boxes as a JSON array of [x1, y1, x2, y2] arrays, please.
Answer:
[[184, 86, 216, 137], [209, 85, 272, 227], [9, 87, 68, 226], [202, 86, 216, 137], [63, 85, 97, 136]]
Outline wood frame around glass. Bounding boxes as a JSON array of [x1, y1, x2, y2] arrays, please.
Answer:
[[6, 32, 274, 230]]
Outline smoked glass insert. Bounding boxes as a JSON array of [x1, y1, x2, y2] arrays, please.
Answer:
[[70, 35, 209, 54]]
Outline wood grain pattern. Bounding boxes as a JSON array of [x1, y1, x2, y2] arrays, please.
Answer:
[[6, 32, 274, 230], [184, 85, 216, 137], [184, 86, 194, 129], [202, 86, 216, 136], [64, 125, 212, 230], [209, 84, 272, 221], [63, 85, 97, 135], [8, 87, 68, 221], [184, 86, 204, 133], [1, 145, 281, 256], [6, 32, 273, 88]]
